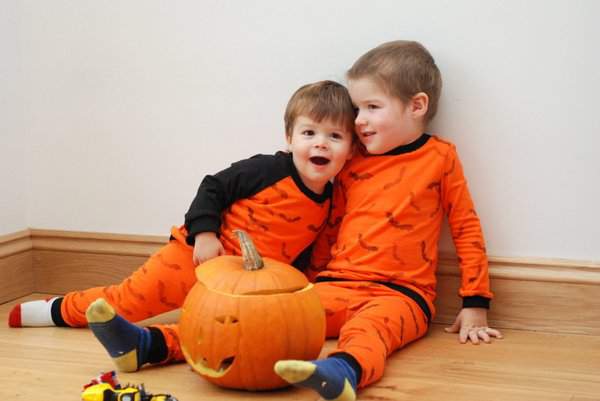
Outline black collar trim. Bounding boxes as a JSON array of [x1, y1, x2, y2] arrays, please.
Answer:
[[284, 152, 333, 203], [383, 133, 431, 155]]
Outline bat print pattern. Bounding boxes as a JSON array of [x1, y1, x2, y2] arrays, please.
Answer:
[[271, 183, 289, 199], [386, 212, 414, 231], [402, 299, 420, 336], [420, 241, 431, 265], [276, 213, 301, 223], [409, 192, 421, 211], [471, 241, 486, 252], [382, 166, 406, 190], [392, 243, 406, 265], [427, 181, 442, 217], [427, 181, 441, 192], [158, 281, 179, 309], [307, 220, 327, 233], [349, 171, 374, 181], [126, 278, 146, 302], [155, 254, 182, 271], [247, 207, 269, 231], [358, 233, 379, 252]]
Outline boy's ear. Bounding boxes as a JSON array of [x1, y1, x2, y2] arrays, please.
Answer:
[[410, 92, 429, 118], [285, 134, 292, 151]]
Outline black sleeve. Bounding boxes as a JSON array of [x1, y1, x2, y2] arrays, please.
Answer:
[[184, 152, 292, 245]]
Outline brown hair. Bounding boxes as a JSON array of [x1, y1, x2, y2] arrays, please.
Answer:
[[284, 80, 356, 138], [347, 40, 442, 123]]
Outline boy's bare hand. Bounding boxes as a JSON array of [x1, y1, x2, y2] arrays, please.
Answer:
[[444, 307, 503, 344], [193, 232, 225, 266]]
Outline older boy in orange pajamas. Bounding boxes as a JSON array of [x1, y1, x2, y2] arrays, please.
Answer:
[[9, 80, 356, 371], [274, 41, 503, 401]]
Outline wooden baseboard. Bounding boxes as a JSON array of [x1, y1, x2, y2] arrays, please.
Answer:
[[0, 230, 34, 303], [2, 229, 599, 335], [0, 230, 33, 259], [30, 228, 166, 256], [435, 255, 600, 335]]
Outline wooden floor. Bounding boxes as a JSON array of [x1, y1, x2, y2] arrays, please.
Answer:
[[1, 294, 599, 401]]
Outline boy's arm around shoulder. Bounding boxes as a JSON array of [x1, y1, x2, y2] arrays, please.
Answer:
[[440, 143, 502, 344]]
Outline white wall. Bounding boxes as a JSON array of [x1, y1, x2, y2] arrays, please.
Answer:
[[0, 0, 28, 234], [4, 0, 600, 261]]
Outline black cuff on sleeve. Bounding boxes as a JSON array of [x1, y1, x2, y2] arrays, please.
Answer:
[[185, 219, 221, 245], [462, 296, 490, 309]]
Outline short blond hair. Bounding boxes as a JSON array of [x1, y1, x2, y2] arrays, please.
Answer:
[[284, 80, 356, 138], [347, 40, 442, 123]]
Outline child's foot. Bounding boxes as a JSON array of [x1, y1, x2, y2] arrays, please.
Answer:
[[8, 297, 62, 327], [274, 357, 357, 401], [86, 298, 151, 372]]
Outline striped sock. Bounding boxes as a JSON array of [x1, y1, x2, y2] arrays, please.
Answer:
[[8, 297, 63, 327], [274, 357, 357, 401], [86, 298, 151, 372]]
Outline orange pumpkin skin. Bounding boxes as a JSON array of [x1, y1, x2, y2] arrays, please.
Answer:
[[179, 252, 326, 390]]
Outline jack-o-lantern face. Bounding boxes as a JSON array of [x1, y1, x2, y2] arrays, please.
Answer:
[[184, 314, 239, 378], [179, 231, 325, 390]]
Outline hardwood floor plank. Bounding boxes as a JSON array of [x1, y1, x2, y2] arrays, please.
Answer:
[[1, 295, 599, 401]]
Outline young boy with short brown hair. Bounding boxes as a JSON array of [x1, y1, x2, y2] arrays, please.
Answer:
[[275, 40, 502, 401]]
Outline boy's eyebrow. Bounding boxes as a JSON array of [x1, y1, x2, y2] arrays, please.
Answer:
[[295, 122, 315, 129], [355, 97, 381, 104], [297, 121, 346, 133]]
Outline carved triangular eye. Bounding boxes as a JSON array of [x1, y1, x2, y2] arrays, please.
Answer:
[[215, 315, 239, 324]]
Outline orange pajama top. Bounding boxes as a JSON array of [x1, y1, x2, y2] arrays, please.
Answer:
[[308, 134, 493, 318], [184, 151, 332, 266]]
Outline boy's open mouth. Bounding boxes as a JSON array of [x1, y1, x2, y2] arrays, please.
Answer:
[[310, 156, 330, 165]]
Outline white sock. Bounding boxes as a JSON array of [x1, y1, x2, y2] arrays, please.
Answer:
[[9, 297, 60, 327]]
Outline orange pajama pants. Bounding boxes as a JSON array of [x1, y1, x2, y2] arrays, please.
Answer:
[[315, 281, 430, 388], [61, 227, 196, 330]]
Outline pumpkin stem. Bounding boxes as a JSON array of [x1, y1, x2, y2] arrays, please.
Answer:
[[233, 230, 264, 270]]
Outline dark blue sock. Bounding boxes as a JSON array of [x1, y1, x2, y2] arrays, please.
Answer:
[[290, 357, 357, 400], [88, 314, 151, 371], [275, 356, 359, 400]]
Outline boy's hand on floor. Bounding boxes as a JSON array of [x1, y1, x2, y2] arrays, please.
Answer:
[[193, 232, 225, 265], [444, 307, 503, 344]]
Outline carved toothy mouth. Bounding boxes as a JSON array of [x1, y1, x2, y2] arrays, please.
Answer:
[[182, 348, 236, 378]]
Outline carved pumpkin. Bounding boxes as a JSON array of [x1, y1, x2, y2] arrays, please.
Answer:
[[179, 230, 326, 390]]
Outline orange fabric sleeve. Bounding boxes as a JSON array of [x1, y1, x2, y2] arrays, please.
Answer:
[[441, 142, 492, 299]]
